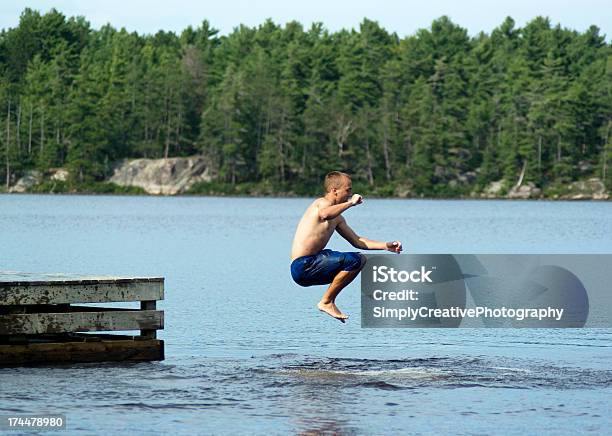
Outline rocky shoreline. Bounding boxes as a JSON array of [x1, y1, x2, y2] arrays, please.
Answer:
[[5, 156, 610, 200]]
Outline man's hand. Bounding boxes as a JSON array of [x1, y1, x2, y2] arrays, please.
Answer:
[[350, 194, 363, 206], [386, 241, 402, 253]]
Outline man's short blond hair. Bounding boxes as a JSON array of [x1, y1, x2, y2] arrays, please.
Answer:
[[324, 171, 351, 193]]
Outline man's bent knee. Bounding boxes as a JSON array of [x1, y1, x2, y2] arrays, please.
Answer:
[[358, 254, 367, 271], [342, 252, 363, 273]]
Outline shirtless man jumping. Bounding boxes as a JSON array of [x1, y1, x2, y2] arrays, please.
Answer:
[[290, 171, 403, 323]]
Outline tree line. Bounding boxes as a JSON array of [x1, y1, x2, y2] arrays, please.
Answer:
[[0, 8, 610, 195]]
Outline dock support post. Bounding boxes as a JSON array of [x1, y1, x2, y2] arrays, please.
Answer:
[[140, 300, 157, 338]]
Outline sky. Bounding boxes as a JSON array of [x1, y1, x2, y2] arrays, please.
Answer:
[[1, 0, 611, 39]]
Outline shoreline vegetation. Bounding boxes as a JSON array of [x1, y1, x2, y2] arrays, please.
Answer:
[[0, 9, 610, 200], [1, 167, 608, 200]]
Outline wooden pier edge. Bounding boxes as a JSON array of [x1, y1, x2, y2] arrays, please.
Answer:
[[0, 272, 165, 366], [0, 278, 164, 306], [0, 338, 164, 366]]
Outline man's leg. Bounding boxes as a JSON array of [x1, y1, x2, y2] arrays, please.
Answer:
[[317, 254, 366, 322]]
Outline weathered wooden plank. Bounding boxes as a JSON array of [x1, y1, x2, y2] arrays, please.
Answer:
[[0, 332, 159, 345], [0, 272, 164, 286], [0, 280, 164, 305], [0, 310, 164, 335], [0, 339, 164, 366], [2, 305, 157, 315]]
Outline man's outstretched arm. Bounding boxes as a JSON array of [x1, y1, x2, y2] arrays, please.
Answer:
[[336, 218, 402, 253]]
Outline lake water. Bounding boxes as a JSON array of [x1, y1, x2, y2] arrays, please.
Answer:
[[0, 195, 611, 434]]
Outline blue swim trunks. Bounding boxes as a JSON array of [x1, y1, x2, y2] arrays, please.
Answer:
[[290, 249, 363, 287]]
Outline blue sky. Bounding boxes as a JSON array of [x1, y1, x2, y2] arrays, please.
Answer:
[[2, 0, 611, 38]]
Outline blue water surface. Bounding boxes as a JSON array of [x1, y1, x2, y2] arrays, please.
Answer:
[[0, 195, 611, 434]]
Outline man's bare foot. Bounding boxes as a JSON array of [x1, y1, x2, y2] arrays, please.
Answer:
[[317, 301, 349, 323]]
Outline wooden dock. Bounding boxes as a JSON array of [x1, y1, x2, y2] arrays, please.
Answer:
[[0, 272, 164, 366]]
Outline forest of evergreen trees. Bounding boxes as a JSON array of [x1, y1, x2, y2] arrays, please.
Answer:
[[0, 8, 610, 196]]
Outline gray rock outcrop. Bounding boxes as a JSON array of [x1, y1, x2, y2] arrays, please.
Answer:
[[8, 170, 42, 193], [507, 182, 542, 199], [50, 168, 69, 182], [480, 180, 504, 198], [109, 156, 213, 195], [560, 178, 609, 200]]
